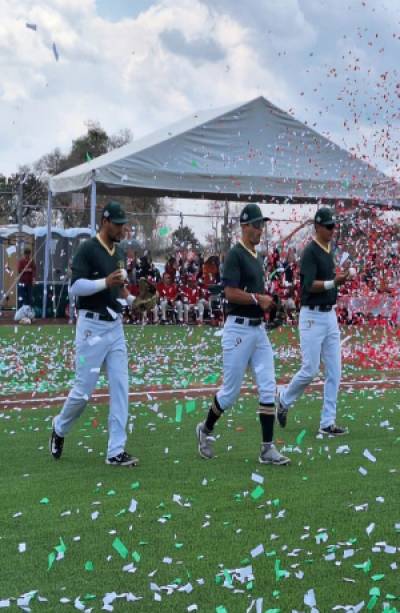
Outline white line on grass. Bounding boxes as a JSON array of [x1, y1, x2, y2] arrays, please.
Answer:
[[1, 377, 399, 407]]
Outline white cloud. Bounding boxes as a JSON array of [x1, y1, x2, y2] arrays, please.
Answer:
[[0, 0, 399, 189]]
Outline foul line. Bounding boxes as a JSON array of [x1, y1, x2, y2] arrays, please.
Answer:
[[1, 377, 399, 408]]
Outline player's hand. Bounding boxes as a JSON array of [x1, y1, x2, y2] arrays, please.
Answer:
[[335, 271, 350, 287], [257, 294, 274, 311], [106, 270, 125, 288]]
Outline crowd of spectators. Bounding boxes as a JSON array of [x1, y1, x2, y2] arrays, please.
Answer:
[[263, 211, 399, 327], [121, 212, 399, 327], [125, 249, 222, 325]]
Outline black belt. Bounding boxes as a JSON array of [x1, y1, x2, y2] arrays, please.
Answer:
[[306, 305, 333, 312], [234, 317, 263, 326], [84, 311, 116, 322]]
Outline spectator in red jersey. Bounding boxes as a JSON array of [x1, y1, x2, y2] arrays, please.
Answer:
[[202, 255, 220, 287], [181, 274, 208, 324], [165, 256, 178, 282], [17, 248, 36, 307], [154, 272, 183, 323]]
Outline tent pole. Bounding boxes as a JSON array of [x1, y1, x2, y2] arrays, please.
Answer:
[[90, 174, 97, 236], [42, 191, 52, 318]]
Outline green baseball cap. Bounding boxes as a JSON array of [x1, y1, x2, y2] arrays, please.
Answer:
[[314, 207, 336, 226], [101, 201, 127, 224], [239, 203, 271, 225]]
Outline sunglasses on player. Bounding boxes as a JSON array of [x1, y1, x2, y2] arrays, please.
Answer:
[[249, 220, 265, 230]]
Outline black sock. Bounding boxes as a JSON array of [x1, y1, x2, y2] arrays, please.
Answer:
[[204, 409, 219, 432], [259, 412, 275, 443], [204, 397, 222, 432]]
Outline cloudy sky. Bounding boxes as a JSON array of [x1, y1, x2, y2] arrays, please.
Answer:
[[1, 0, 400, 236]]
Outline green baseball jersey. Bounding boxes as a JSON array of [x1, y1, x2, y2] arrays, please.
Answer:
[[222, 242, 264, 317], [71, 236, 125, 314], [300, 239, 337, 306]]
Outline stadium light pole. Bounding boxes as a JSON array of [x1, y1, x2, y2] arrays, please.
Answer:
[[16, 180, 23, 261], [90, 172, 97, 235], [42, 191, 52, 318]]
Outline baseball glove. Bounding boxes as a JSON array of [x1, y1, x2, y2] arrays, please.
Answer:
[[132, 278, 157, 312]]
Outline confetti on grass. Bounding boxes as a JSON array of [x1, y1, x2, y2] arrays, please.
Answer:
[[112, 537, 129, 559]]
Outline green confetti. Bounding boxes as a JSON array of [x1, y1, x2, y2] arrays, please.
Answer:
[[250, 485, 264, 500], [82, 594, 96, 601], [132, 551, 141, 562], [159, 227, 169, 237], [39, 497, 49, 505], [367, 596, 378, 610], [131, 481, 140, 489], [47, 551, 56, 571], [274, 559, 289, 581], [185, 399, 196, 413], [175, 404, 183, 423], [315, 532, 328, 544], [295, 429, 307, 445], [84, 561, 94, 571], [216, 607, 228, 613], [107, 490, 116, 496], [112, 537, 129, 559], [354, 559, 371, 573], [223, 570, 232, 585], [191, 159, 198, 167], [204, 373, 219, 384], [55, 537, 66, 555], [371, 574, 384, 581], [369, 587, 380, 597]]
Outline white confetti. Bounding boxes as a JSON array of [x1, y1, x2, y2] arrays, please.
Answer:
[[363, 449, 376, 463], [304, 588, 316, 607], [250, 544, 264, 558], [366, 522, 375, 536], [128, 498, 138, 513]]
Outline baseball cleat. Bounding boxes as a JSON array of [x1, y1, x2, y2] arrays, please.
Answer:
[[259, 443, 291, 465], [319, 424, 347, 436], [49, 418, 64, 460], [275, 390, 288, 428], [106, 451, 139, 466], [196, 422, 214, 459]]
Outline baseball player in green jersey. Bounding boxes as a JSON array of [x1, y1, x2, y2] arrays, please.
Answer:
[[50, 202, 138, 466], [276, 207, 349, 435], [196, 203, 290, 465]]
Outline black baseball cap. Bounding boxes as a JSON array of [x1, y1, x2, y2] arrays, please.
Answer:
[[240, 203, 271, 225], [314, 207, 335, 227], [102, 201, 127, 224]]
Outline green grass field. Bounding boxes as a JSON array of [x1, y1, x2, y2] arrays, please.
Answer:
[[0, 324, 399, 612], [0, 324, 397, 396]]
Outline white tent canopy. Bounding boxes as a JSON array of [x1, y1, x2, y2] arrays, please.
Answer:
[[49, 96, 399, 206]]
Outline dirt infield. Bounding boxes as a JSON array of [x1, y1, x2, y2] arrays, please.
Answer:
[[1, 374, 399, 409]]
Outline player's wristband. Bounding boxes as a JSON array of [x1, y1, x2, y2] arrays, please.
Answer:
[[323, 280, 335, 290], [250, 293, 259, 305], [126, 294, 136, 307]]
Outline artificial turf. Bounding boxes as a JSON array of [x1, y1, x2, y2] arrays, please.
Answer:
[[1, 383, 399, 611], [1, 323, 399, 611]]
